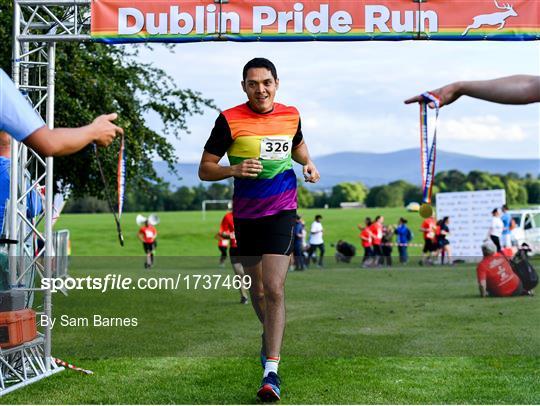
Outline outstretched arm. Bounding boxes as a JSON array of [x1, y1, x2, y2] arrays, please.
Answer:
[[24, 114, 123, 156], [404, 75, 540, 108]]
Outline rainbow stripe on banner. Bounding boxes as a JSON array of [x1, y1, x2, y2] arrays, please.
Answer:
[[91, 0, 540, 43]]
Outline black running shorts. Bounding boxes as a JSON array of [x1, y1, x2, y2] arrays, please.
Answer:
[[234, 210, 296, 263], [143, 242, 156, 253], [423, 238, 436, 253], [229, 247, 242, 264]]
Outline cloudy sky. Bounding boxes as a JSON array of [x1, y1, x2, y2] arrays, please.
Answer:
[[138, 40, 539, 162]]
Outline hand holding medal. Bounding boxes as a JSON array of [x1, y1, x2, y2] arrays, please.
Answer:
[[418, 92, 440, 219]]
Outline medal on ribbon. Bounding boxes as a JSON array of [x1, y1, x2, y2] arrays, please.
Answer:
[[94, 135, 126, 246], [419, 92, 440, 219], [117, 134, 126, 220]]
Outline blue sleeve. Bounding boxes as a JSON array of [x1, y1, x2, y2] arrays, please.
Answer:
[[407, 228, 413, 241], [0, 69, 44, 142], [27, 189, 43, 219]]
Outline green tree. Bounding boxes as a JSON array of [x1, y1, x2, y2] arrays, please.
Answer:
[[0, 0, 215, 199], [312, 191, 329, 208], [206, 183, 232, 201], [435, 170, 467, 192], [124, 182, 173, 212], [502, 177, 528, 205], [329, 182, 367, 207], [525, 180, 540, 204], [466, 171, 505, 190], [297, 181, 314, 208], [63, 196, 109, 213], [172, 186, 197, 210]]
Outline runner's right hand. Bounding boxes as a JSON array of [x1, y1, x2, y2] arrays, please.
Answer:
[[232, 159, 263, 178]]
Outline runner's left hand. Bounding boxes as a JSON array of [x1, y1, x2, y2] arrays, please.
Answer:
[[303, 161, 320, 183]]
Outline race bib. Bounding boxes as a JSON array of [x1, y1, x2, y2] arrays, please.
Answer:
[[260, 137, 291, 160]]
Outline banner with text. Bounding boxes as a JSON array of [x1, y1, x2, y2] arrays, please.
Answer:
[[91, 0, 540, 43], [436, 189, 506, 260]]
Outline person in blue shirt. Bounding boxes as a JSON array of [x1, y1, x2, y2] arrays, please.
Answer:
[[0, 132, 42, 235], [0, 68, 122, 156], [395, 217, 413, 264], [500, 204, 512, 248], [293, 215, 305, 271]]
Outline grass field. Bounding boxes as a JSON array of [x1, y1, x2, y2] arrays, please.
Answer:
[[4, 208, 540, 404]]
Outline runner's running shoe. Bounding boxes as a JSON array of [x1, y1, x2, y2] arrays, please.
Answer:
[[257, 372, 281, 402]]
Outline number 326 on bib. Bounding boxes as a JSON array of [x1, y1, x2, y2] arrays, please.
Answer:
[[260, 137, 291, 160]]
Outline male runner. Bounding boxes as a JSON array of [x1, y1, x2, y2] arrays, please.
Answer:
[[138, 220, 157, 269], [199, 58, 320, 401]]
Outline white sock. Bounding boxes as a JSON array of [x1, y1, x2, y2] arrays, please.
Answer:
[[263, 357, 280, 378]]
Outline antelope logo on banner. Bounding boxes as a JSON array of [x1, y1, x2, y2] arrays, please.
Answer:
[[462, 0, 518, 35]]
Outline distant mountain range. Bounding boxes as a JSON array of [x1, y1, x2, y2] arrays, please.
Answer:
[[154, 149, 539, 190]]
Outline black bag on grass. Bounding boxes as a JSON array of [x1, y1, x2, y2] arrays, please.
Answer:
[[511, 248, 538, 291]]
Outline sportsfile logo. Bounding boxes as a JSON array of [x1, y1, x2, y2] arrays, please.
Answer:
[[41, 274, 251, 293]]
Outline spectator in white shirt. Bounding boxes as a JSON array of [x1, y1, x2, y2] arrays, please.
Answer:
[[308, 214, 324, 268], [489, 208, 504, 252]]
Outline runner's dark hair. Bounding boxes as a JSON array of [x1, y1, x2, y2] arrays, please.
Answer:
[[243, 58, 278, 81]]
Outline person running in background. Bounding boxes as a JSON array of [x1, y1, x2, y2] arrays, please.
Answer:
[[381, 224, 394, 267], [138, 219, 157, 269], [420, 214, 437, 266], [293, 215, 306, 271], [217, 210, 233, 267], [489, 208, 504, 252], [405, 75, 540, 108], [308, 214, 325, 268], [219, 210, 249, 304], [370, 215, 384, 266], [500, 205, 512, 249], [359, 218, 374, 268], [395, 218, 413, 264], [437, 217, 451, 265]]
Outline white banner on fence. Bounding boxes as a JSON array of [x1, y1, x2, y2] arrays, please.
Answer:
[[436, 189, 506, 260]]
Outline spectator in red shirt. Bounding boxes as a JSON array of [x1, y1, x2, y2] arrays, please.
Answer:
[[420, 215, 437, 266], [138, 220, 158, 269], [369, 215, 384, 266], [219, 210, 249, 304], [477, 240, 524, 297], [359, 217, 375, 268], [217, 210, 234, 266]]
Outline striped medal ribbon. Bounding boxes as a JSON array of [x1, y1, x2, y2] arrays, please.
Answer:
[[94, 134, 125, 246], [419, 92, 440, 218]]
